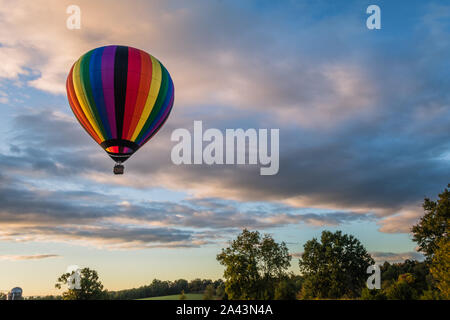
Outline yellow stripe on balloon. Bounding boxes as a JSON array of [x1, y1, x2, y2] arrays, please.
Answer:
[[130, 54, 162, 141], [72, 58, 105, 141]]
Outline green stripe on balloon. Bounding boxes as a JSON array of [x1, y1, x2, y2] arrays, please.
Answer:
[[80, 50, 107, 139]]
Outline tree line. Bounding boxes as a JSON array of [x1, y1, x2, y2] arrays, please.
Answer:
[[27, 278, 226, 300]]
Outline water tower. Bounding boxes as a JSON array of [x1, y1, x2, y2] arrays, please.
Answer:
[[7, 287, 23, 300]]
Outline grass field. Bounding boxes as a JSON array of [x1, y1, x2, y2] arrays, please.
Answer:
[[139, 293, 204, 300]]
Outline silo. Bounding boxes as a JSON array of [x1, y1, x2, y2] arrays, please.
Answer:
[[7, 287, 23, 300]]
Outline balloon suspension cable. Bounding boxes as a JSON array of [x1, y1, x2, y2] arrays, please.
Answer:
[[114, 162, 124, 175]]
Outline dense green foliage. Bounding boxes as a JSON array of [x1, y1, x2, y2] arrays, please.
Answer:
[[361, 260, 442, 300], [107, 278, 225, 300], [274, 275, 303, 300], [216, 229, 291, 299], [430, 238, 450, 299], [412, 184, 449, 259], [298, 230, 374, 299], [55, 268, 105, 300], [30, 278, 224, 300]]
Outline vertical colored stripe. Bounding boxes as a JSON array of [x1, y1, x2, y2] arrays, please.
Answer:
[[90, 47, 112, 139], [114, 46, 129, 143], [125, 51, 152, 140], [80, 51, 107, 139], [138, 90, 174, 146], [130, 55, 162, 141], [122, 47, 142, 139], [101, 45, 118, 139], [72, 58, 105, 140], [137, 74, 174, 145], [136, 64, 170, 143], [67, 66, 102, 144]]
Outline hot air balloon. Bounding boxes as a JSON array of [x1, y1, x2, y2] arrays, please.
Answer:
[[66, 45, 174, 174]]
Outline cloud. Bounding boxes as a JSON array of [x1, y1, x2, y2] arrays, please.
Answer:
[[0, 46, 31, 79], [290, 252, 303, 259], [0, 225, 198, 250], [370, 251, 425, 264], [0, 0, 390, 126], [0, 254, 61, 261], [0, 166, 374, 248], [0, 110, 378, 248], [291, 251, 426, 264], [377, 208, 424, 234]]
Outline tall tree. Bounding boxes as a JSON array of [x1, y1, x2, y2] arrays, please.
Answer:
[[412, 184, 449, 259], [298, 230, 374, 299], [429, 238, 450, 299], [55, 267, 105, 300], [216, 229, 291, 300]]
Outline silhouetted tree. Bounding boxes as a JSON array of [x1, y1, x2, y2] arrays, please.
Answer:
[[412, 184, 449, 259], [298, 230, 374, 299], [217, 229, 291, 299], [55, 268, 105, 300], [430, 238, 450, 299]]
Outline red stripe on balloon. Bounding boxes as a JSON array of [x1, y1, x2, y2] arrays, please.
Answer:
[[125, 51, 152, 140], [122, 47, 142, 139]]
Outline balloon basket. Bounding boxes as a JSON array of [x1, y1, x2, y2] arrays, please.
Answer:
[[114, 164, 124, 175]]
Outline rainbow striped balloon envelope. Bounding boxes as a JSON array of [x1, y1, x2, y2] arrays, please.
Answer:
[[66, 45, 174, 172]]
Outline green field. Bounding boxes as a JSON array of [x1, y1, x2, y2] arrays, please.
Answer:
[[139, 293, 204, 300]]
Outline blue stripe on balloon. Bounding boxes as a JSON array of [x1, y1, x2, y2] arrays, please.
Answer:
[[90, 47, 112, 139]]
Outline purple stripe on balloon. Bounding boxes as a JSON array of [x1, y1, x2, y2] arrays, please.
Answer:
[[101, 46, 117, 139]]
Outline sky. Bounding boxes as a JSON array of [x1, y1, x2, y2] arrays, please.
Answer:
[[0, 0, 449, 296]]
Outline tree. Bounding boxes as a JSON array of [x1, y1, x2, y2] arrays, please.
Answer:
[[412, 184, 449, 259], [360, 288, 386, 300], [274, 277, 298, 300], [173, 279, 189, 295], [203, 284, 216, 300], [216, 229, 291, 300], [420, 288, 443, 300], [429, 238, 450, 299], [385, 273, 418, 300], [298, 230, 374, 299], [55, 267, 105, 300], [380, 260, 432, 295], [189, 278, 203, 293], [0, 292, 6, 300], [215, 282, 227, 300]]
